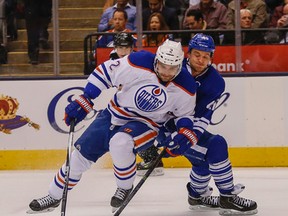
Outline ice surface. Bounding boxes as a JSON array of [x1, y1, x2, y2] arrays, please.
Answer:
[[1, 168, 288, 216]]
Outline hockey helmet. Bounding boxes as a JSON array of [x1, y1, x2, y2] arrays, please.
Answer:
[[154, 39, 184, 80], [113, 32, 133, 47], [188, 33, 215, 56], [155, 39, 184, 66]]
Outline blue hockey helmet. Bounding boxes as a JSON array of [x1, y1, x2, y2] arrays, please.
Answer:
[[188, 33, 215, 56]]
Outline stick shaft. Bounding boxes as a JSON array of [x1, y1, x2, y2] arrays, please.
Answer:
[[60, 120, 75, 216]]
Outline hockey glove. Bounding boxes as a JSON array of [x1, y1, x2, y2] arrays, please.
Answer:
[[161, 128, 198, 157], [64, 93, 94, 126]]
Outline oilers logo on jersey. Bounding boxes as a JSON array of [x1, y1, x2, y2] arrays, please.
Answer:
[[134, 84, 167, 112]]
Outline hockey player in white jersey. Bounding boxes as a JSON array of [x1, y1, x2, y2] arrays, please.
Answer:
[[137, 33, 258, 215], [28, 39, 198, 213]]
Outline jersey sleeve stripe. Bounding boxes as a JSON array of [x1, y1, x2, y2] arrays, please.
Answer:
[[101, 63, 112, 84], [90, 71, 110, 89]]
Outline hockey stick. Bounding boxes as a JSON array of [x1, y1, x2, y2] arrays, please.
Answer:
[[60, 119, 76, 216], [113, 147, 167, 216]]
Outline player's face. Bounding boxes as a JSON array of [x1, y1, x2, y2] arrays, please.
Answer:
[[156, 61, 179, 82], [188, 49, 211, 76], [115, 46, 133, 58]]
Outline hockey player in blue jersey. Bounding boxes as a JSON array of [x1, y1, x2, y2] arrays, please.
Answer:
[[137, 33, 258, 215], [28, 39, 198, 213]]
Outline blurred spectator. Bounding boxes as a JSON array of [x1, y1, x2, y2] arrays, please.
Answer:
[[181, 9, 207, 45], [184, 0, 228, 29], [103, 0, 115, 12], [142, 0, 180, 30], [142, 12, 171, 46], [189, 0, 231, 7], [165, 0, 187, 15], [279, 3, 288, 43], [269, 0, 288, 27], [224, 8, 265, 45], [97, 9, 136, 48], [24, 0, 52, 65], [98, 0, 136, 32], [183, 0, 228, 44], [226, 0, 268, 29], [189, 0, 200, 6], [265, 0, 283, 14], [5, 0, 18, 40], [240, 9, 265, 44], [129, 0, 149, 8]]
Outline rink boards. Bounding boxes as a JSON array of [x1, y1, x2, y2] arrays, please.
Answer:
[[0, 77, 288, 169]]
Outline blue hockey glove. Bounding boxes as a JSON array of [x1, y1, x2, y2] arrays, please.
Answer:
[[161, 128, 198, 157], [64, 93, 94, 126]]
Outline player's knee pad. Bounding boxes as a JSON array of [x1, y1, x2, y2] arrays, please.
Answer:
[[110, 132, 136, 189], [109, 132, 135, 165], [69, 149, 93, 179], [206, 135, 228, 164]]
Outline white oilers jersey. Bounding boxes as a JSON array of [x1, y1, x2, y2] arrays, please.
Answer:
[[87, 50, 197, 129]]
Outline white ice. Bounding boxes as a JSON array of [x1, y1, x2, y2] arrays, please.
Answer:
[[1, 167, 288, 216]]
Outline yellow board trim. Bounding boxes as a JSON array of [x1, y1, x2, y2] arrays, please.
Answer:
[[0, 147, 288, 170]]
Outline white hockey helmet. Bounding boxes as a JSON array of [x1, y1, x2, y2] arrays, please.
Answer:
[[154, 39, 184, 80]]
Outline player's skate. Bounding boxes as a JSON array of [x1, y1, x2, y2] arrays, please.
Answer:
[[136, 159, 164, 176], [187, 182, 220, 211], [27, 195, 61, 214], [110, 187, 133, 213], [219, 184, 258, 215]]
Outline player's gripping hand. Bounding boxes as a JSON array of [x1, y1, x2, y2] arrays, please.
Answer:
[[64, 93, 94, 126], [161, 128, 198, 157]]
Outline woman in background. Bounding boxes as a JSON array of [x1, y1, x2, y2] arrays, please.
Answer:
[[142, 12, 172, 46]]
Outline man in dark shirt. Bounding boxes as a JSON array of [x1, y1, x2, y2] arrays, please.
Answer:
[[142, 0, 180, 30]]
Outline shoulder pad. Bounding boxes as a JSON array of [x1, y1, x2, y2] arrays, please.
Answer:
[[173, 68, 196, 95], [128, 50, 155, 71]]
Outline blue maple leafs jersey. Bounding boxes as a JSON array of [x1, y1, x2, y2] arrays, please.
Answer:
[[183, 58, 225, 140]]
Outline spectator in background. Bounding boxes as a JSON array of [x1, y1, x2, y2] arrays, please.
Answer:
[[98, 0, 136, 32], [142, 12, 171, 46], [240, 9, 265, 44], [278, 3, 288, 43], [97, 9, 136, 47], [189, 0, 232, 7], [226, 0, 268, 29], [264, 0, 288, 44], [24, 0, 52, 65], [265, 0, 283, 15], [165, 0, 187, 15], [181, 9, 207, 45], [183, 0, 228, 44], [269, 0, 288, 28], [142, 0, 180, 30], [184, 0, 228, 29], [224, 8, 265, 45], [5, 0, 18, 40]]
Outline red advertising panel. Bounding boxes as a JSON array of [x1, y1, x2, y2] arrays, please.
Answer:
[[96, 45, 288, 73]]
